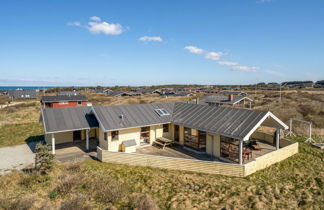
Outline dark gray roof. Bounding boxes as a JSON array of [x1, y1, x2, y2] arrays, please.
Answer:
[[41, 95, 87, 103], [42, 106, 98, 133], [122, 139, 137, 147], [42, 102, 284, 140], [93, 103, 174, 131], [202, 95, 250, 105], [106, 90, 124, 96], [8, 90, 36, 99], [58, 91, 80, 96], [172, 103, 267, 139], [219, 91, 246, 96]]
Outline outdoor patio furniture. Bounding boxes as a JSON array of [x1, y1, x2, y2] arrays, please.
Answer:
[[249, 140, 261, 151], [243, 149, 252, 161], [154, 137, 174, 149]]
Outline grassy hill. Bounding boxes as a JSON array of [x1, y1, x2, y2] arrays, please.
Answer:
[[0, 137, 323, 209]]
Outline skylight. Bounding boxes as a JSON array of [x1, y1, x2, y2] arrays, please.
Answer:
[[155, 108, 170, 116]]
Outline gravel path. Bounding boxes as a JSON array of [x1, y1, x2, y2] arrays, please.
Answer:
[[0, 143, 36, 175]]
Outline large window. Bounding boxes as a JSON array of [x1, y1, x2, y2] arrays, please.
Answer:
[[198, 131, 206, 150], [184, 127, 198, 150], [163, 124, 169, 133], [140, 127, 150, 139], [111, 131, 119, 141], [220, 136, 239, 161]]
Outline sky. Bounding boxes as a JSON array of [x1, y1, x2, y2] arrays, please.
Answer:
[[0, 0, 323, 86]]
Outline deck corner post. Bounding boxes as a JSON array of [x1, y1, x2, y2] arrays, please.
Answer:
[[51, 133, 55, 154], [86, 129, 89, 151], [239, 140, 243, 165], [276, 129, 280, 150]]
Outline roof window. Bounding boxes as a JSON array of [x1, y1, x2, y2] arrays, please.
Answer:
[[155, 108, 170, 116]]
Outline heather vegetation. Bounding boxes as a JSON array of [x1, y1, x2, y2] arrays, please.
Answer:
[[0, 137, 323, 209], [0, 89, 323, 209]]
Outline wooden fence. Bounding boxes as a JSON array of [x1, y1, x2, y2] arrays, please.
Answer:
[[244, 142, 299, 176], [97, 141, 299, 177], [97, 147, 245, 177]]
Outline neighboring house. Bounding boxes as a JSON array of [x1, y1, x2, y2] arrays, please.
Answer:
[[106, 90, 143, 97], [314, 80, 324, 88], [196, 94, 253, 108], [58, 91, 80, 96], [40, 95, 88, 108], [124, 92, 142, 96], [219, 91, 247, 96], [8, 90, 36, 100], [173, 92, 193, 97], [0, 90, 7, 96], [41, 102, 289, 166], [203, 94, 253, 107], [281, 81, 314, 89], [159, 90, 193, 97], [106, 90, 125, 97]]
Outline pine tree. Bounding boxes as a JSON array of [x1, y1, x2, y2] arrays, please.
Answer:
[[35, 143, 55, 175]]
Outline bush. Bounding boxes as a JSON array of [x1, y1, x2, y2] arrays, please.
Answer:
[[87, 173, 127, 204], [60, 194, 91, 210], [96, 180, 127, 204], [297, 104, 316, 117], [35, 143, 55, 175], [9, 196, 37, 210], [130, 194, 159, 210], [55, 174, 80, 196]]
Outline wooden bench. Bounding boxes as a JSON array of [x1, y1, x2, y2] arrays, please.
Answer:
[[153, 137, 173, 149]]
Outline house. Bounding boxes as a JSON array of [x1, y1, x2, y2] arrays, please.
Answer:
[[281, 81, 314, 89], [219, 91, 247, 96], [58, 90, 80, 96], [124, 92, 142, 96], [8, 90, 36, 100], [198, 94, 253, 108], [173, 92, 193, 97], [133, 89, 157, 95], [41, 102, 290, 167], [314, 80, 324, 88], [106, 90, 125, 97], [40, 95, 88, 108]]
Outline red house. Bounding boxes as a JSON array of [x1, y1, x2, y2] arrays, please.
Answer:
[[41, 95, 88, 108]]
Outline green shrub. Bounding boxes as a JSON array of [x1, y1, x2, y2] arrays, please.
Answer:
[[35, 143, 55, 175]]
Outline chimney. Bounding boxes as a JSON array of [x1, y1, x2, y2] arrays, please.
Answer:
[[228, 94, 234, 101], [196, 98, 199, 104], [119, 114, 124, 120]]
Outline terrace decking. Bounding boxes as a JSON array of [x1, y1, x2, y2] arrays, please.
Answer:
[[244, 140, 276, 163], [136, 144, 220, 161], [136, 140, 276, 164], [97, 141, 299, 177]]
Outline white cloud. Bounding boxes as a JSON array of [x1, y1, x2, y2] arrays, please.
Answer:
[[90, 16, 101, 22], [218, 61, 238, 66], [184, 44, 259, 73], [88, 17, 124, 35], [139, 36, 163, 42], [184, 46, 204, 54], [68, 16, 124, 35], [67, 21, 81, 26], [231, 65, 259, 72], [205, 51, 225, 61]]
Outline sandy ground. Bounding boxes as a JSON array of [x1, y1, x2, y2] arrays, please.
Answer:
[[0, 143, 36, 175], [0, 102, 24, 109]]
